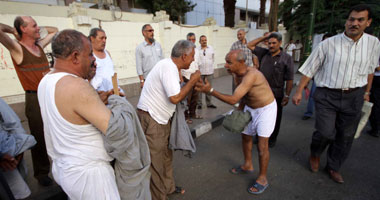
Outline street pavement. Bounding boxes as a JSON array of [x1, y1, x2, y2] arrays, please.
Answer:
[[19, 66, 380, 199]]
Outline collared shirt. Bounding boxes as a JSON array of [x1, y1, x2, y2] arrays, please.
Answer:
[[181, 48, 200, 80], [198, 46, 215, 75], [135, 41, 163, 78], [254, 47, 294, 98], [230, 40, 253, 66], [299, 33, 380, 89]]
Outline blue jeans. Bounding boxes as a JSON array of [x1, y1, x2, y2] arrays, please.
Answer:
[[304, 81, 316, 117]]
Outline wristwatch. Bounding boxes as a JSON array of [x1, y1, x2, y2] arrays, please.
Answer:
[[140, 79, 145, 83]]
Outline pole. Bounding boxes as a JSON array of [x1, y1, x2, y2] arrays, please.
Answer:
[[246, 0, 248, 26], [301, 0, 316, 65]]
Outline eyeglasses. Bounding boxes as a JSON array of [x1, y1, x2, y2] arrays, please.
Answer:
[[203, 49, 206, 56], [145, 29, 154, 32]]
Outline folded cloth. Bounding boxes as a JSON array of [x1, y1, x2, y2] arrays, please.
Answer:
[[223, 110, 252, 134], [104, 95, 151, 200], [355, 101, 373, 139], [169, 101, 196, 153]]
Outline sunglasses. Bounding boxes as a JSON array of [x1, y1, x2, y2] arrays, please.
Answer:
[[203, 49, 206, 56], [145, 29, 154, 32]]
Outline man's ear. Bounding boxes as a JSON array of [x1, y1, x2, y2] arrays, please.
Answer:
[[71, 51, 80, 64], [367, 18, 372, 27]]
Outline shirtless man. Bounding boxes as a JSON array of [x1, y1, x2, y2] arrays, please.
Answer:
[[196, 49, 277, 194], [0, 16, 58, 186], [37, 30, 119, 199]]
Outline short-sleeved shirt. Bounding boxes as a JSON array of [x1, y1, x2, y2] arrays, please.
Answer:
[[198, 46, 215, 75], [254, 47, 294, 98], [137, 58, 180, 125], [135, 41, 163, 78], [230, 40, 253, 67]]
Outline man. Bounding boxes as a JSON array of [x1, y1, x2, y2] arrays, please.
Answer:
[[247, 32, 294, 147], [196, 50, 276, 195], [181, 32, 202, 123], [285, 39, 296, 58], [294, 39, 303, 62], [230, 29, 259, 92], [37, 30, 120, 199], [135, 24, 163, 88], [292, 4, 380, 184], [368, 57, 380, 137], [197, 35, 217, 109], [0, 16, 58, 186], [137, 40, 200, 200]]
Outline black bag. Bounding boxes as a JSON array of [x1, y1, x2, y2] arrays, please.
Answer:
[[222, 110, 252, 134]]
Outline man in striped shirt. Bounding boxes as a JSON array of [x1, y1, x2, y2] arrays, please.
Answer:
[[292, 4, 380, 184]]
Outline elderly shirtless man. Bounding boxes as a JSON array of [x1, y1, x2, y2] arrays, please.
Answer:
[[196, 50, 276, 195]]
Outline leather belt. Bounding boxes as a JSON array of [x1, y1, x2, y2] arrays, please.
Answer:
[[325, 87, 362, 94], [25, 90, 37, 94]]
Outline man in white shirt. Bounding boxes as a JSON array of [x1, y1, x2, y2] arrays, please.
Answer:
[[135, 24, 163, 88], [182, 32, 202, 123], [137, 40, 200, 200], [294, 40, 303, 62], [197, 35, 217, 108], [285, 39, 296, 58], [293, 4, 380, 184], [89, 28, 123, 96]]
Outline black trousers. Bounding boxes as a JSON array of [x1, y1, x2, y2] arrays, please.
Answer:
[[269, 97, 283, 143], [369, 76, 380, 132], [25, 93, 50, 178], [310, 87, 365, 172]]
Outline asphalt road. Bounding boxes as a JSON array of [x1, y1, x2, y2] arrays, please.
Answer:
[[169, 101, 380, 200]]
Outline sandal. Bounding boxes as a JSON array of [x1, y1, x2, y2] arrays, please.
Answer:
[[230, 166, 254, 174], [174, 186, 185, 194], [186, 119, 193, 124], [247, 181, 269, 195]]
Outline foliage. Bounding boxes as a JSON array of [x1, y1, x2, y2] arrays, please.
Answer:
[[136, 0, 196, 23], [279, 0, 380, 37]]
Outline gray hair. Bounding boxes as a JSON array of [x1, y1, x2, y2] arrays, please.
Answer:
[[268, 32, 282, 42], [88, 28, 104, 39], [171, 40, 195, 58], [142, 24, 151, 32], [14, 16, 29, 37], [52, 29, 86, 59], [238, 29, 245, 33]]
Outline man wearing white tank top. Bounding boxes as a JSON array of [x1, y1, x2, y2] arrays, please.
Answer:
[[38, 30, 120, 200], [89, 28, 124, 96]]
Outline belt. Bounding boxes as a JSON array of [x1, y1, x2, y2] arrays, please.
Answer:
[[25, 90, 37, 94], [137, 108, 149, 114], [324, 87, 362, 94]]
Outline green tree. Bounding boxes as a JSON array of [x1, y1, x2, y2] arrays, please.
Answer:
[[136, 0, 196, 24], [279, 0, 380, 37]]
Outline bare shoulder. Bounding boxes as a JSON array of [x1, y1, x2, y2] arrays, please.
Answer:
[[56, 75, 98, 103]]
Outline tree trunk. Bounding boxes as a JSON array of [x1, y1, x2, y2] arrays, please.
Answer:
[[259, 0, 266, 27], [268, 0, 279, 31], [223, 0, 236, 27]]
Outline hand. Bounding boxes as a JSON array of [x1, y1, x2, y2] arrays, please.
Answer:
[[12, 28, 20, 41], [281, 97, 289, 106], [98, 90, 112, 104], [190, 70, 201, 83], [0, 154, 18, 171], [292, 91, 302, 105], [364, 93, 370, 102], [140, 81, 144, 88]]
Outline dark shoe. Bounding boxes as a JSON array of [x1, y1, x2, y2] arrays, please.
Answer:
[[309, 156, 320, 172], [268, 140, 276, 148], [368, 130, 380, 137], [197, 105, 202, 109], [173, 186, 185, 194], [37, 176, 53, 186], [328, 169, 344, 184], [207, 104, 217, 109], [302, 116, 311, 120]]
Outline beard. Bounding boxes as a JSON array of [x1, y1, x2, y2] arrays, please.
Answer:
[[148, 37, 155, 44]]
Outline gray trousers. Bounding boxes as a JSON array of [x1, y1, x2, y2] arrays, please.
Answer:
[[198, 74, 214, 106], [311, 87, 365, 172]]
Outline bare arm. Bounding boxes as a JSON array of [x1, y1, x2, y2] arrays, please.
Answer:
[[281, 80, 293, 106], [169, 70, 200, 104], [253, 55, 259, 69], [292, 75, 312, 105], [247, 35, 268, 51], [37, 26, 58, 48], [0, 23, 22, 62], [364, 74, 374, 102]]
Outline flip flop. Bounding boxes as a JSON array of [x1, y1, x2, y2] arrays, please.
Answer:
[[230, 166, 254, 174], [247, 181, 269, 195], [174, 186, 185, 194], [194, 115, 203, 119], [186, 119, 193, 124]]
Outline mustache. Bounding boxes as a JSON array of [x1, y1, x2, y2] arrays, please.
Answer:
[[349, 26, 359, 29]]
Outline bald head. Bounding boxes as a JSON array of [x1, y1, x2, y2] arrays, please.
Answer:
[[14, 16, 32, 37], [226, 49, 246, 63], [237, 29, 246, 42]]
